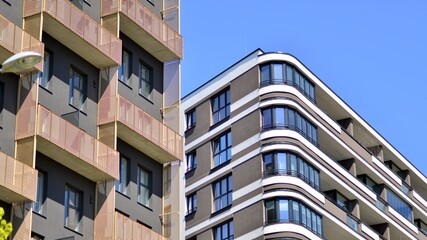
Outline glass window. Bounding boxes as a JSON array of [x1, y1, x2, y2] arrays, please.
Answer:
[[137, 167, 152, 208], [186, 109, 196, 130], [214, 220, 234, 240], [262, 108, 272, 130], [33, 171, 46, 215], [213, 175, 232, 211], [119, 49, 131, 84], [187, 193, 197, 215], [139, 63, 152, 99], [40, 50, 52, 89], [279, 199, 289, 222], [211, 89, 230, 124], [387, 188, 412, 221], [273, 64, 283, 82], [260, 65, 270, 85], [213, 131, 232, 167], [186, 151, 197, 172], [64, 185, 82, 232], [115, 156, 129, 195], [68, 67, 87, 111]]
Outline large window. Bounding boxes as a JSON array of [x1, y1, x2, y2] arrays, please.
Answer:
[[68, 67, 87, 111], [139, 63, 152, 99], [118, 49, 131, 85], [186, 193, 197, 215], [260, 62, 315, 102], [211, 89, 230, 124], [212, 131, 232, 167], [33, 172, 46, 215], [137, 167, 152, 208], [40, 50, 52, 89], [214, 220, 234, 240], [387, 188, 412, 221], [265, 198, 322, 236], [213, 175, 232, 211], [186, 151, 197, 172], [262, 106, 318, 146], [115, 156, 129, 195], [263, 151, 320, 190], [64, 185, 82, 232], [186, 109, 196, 130]]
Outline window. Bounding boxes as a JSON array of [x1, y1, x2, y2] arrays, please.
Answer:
[[260, 62, 315, 103], [213, 175, 232, 211], [186, 193, 197, 215], [324, 190, 349, 211], [211, 89, 230, 124], [68, 67, 87, 111], [265, 198, 322, 236], [0, 82, 4, 125], [212, 131, 232, 167], [186, 109, 196, 130], [186, 151, 197, 172], [40, 50, 52, 89], [118, 49, 131, 85], [387, 188, 412, 221], [262, 106, 318, 146], [33, 171, 46, 215], [415, 219, 427, 236], [64, 186, 82, 232], [137, 167, 152, 208], [139, 63, 152, 99], [214, 220, 233, 240], [263, 151, 320, 190], [357, 174, 381, 195], [384, 161, 406, 180], [115, 156, 129, 195]]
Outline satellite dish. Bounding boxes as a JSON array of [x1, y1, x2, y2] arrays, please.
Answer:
[[0, 51, 42, 74]]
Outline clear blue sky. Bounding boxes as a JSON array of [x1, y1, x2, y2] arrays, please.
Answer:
[[180, 1, 427, 175]]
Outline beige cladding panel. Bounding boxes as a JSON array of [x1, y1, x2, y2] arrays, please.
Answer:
[[230, 66, 259, 103], [233, 200, 264, 238], [233, 155, 262, 192], [185, 185, 213, 230], [185, 96, 212, 145], [230, 110, 260, 149]]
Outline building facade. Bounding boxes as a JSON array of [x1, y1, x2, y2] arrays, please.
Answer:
[[182, 49, 427, 240], [0, 0, 182, 239]]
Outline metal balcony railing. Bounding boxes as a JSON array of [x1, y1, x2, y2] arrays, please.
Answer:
[[0, 15, 44, 71]]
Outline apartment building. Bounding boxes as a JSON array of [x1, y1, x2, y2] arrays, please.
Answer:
[[0, 0, 182, 239], [182, 49, 427, 240]]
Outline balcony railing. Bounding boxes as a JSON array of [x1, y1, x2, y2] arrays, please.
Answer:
[[0, 15, 44, 71], [23, 0, 121, 67], [263, 169, 320, 191], [262, 123, 319, 147], [0, 151, 37, 202], [101, 0, 182, 61], [98, 94, 182, 163], [116, 211, 167, 240], [37, 105, 119, 181]]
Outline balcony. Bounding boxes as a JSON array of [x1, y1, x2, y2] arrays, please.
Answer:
[[23, 0, 121, 68], [0, 15, 44, 71], [116, 211, 167, 240], [98, 95, 183, 163], [101, 0, 182, 62], [0, 151, 37, 203]]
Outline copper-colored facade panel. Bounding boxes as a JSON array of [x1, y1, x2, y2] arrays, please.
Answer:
[[115, 211, 167, 240]]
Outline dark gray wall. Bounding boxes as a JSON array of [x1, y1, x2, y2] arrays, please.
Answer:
[[32, 152, 96, 240], [38, 33, 99, 138], [118, 33, 164, 122], [0, 1, 23, 26], [0, 75, 18, 157], [139, 0, 163, 19], [115, 139, 163, 234], [69, 0, 101, 23]]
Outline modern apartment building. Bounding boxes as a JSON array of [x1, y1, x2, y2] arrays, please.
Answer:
[[182, 49, 427, 240], [0, 0, 182, 239]]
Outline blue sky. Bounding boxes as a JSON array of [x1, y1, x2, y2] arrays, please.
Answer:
[[180, 1, 427, 175]]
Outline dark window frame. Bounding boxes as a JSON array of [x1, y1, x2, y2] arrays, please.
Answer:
[[118, 49, 132, 85], [212, 131, 232, 168], [211, 88, 230, 125], [68, 66, 87, 112], [213, 220, 234, 240], [186, 151, 197, 172], [186, 193, 197, 215], [138, 61, 153, 100], [137, 166, 152, 208], [213, 175, 232, 212], [64, 185, 83, 232], [186, 109, 196, 130], [33, 170, 47, 215], [40, 49, 53, 90], [115, 155, 130, 195]]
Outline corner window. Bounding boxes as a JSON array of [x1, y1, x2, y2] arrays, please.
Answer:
[[212, 131, 232, 167], [118, 49, 131, 85], [33, 171, 46, 215], [211, 89, 230, 124], [139, 63, 152, 100], [186, 109, 196, 130], [214, 220, 234, 240], [137, 167, 152, 208], [213, 175, 232, 211], [64, 185, 82, 232], [186, 193, 197, 215], [40, 50, 52, 89], [186, 151, 197, 172], [115, 156, 129, 195], [68, 67, 87, 111]]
